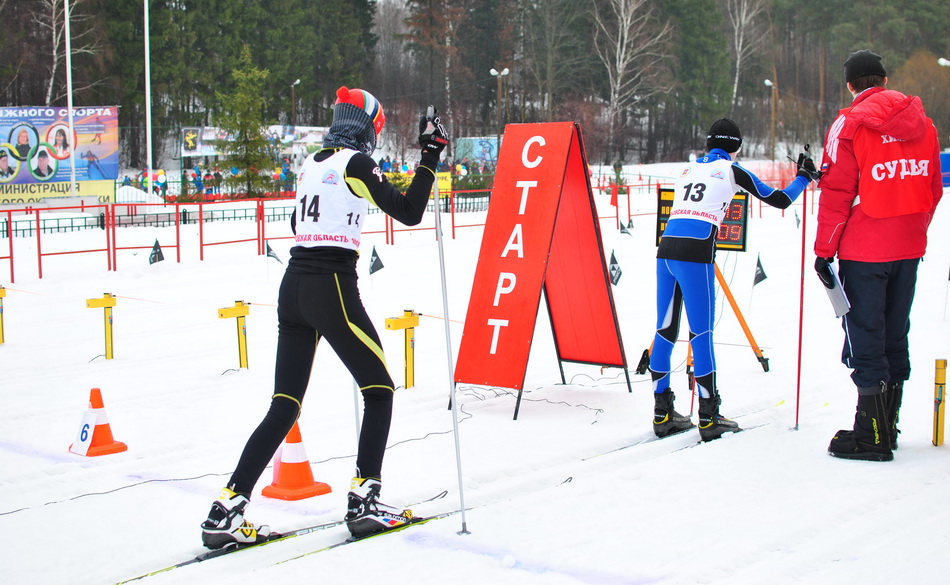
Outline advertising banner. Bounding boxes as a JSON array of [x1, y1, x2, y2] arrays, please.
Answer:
[[0, 106, 119, 204], [455, 136, 498, 168], [181, 125, 329, 158]]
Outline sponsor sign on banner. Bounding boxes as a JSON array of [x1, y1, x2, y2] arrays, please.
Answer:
[[455, 122, 627, 414], [0, 179, 116, 205]]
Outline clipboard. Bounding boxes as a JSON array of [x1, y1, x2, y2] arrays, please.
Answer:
[[817, 262, 850, 318]]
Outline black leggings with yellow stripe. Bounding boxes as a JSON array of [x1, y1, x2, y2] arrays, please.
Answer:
[[228, 271, 394, 495]]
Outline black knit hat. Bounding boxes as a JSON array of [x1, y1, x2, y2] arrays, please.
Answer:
[[844, 50, 886, 83], [706, 118, 742, 153]]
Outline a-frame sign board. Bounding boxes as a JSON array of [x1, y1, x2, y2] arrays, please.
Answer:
[[454, 122, 630, 418]]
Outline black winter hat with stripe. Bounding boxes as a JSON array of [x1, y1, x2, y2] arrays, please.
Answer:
[[706, 118, 742, 153]]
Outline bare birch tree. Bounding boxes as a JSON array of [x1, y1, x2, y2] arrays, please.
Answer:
[[34, 0, 101, 105], [722, 0, 768, 112], [591, 0, 672, 162]]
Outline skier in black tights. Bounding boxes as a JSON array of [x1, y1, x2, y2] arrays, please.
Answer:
[[202, 86, 449, 548]]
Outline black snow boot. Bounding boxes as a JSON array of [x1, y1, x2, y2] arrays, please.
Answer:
[[653, 389, 693, 438], [697, 395, 740, 442], [886, 381, 903, 450], [828, 386, 893, 462]]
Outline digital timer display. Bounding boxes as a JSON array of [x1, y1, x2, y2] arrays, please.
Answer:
[[655, 187, 749, 252]]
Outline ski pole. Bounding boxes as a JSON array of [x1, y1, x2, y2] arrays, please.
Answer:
[[794, 187, 807, 430], [425, 105, 469, 535]]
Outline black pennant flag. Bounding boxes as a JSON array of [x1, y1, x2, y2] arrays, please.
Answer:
[[369, 246, 384, 274], [266, 242, 282, 264], [609, 251, 622, 285], [620, 223, 632, 236], [753, 254, 767, 286], [795, 210, 801, 229], [148, 239, 164, 264], [627, 220, 634, 230]]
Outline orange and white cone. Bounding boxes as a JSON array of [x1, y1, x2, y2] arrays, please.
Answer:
[[69, 388, 128, 457], [261, 422, 331, 500]]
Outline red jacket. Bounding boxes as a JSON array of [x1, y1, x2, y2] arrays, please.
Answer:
[[815, 86, 942, 261]]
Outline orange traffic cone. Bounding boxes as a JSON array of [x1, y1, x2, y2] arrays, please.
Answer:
[[69, 388, 128, 457], [261, 422, 331, 500]]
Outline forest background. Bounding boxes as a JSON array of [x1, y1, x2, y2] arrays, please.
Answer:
[[1, 0, 948, 171]]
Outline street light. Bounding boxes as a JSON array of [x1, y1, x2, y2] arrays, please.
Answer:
[[490, 67, 509, 161], [939, 58, 950, 67], [291, 79, 301, 126], [764, 79, 777, 161]]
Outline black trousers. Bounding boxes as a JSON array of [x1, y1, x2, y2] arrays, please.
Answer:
[[839, 258, 919, 392], [228, 271, 394, 494]]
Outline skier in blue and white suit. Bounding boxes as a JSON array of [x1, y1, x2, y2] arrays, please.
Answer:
[[650, 118, 817, 441]]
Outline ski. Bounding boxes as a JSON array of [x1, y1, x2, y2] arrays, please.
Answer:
[[114, 518, 347, 583], [582, 424, 695, 461], [585, 403, 783, 461], [673, 422, 770, 451], [115, 490, 449, 584], [273, 510, 461, 566]]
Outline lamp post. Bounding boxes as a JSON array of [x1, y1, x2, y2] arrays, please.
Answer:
[[764, 79, 777, 161], [489, 67, 509, 161], [291, 78, 301, 126]]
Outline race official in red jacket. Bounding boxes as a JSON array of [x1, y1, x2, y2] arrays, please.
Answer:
[[816, 49, 942, 462]]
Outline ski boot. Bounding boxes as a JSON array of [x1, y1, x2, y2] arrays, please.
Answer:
[[201, 487, 271, 549], [345, 477, 413, 539], [698, 395, 740, 442], [653, 389, 693, 438]]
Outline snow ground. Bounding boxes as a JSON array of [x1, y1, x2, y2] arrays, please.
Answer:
[[1, 161, 948, 585]]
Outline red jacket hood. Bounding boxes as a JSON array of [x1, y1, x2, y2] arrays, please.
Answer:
[[842, 87, 929, 142]]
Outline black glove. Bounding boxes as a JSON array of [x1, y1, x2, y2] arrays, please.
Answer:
[[814, 256, 835, 289], [796, 151, 820, 182], [418, 108, 449, 157]]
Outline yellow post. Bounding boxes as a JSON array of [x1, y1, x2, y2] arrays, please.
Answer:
[[86, 293, 117, 359], [0, 285, 6, 344], [934, 359, 947, 447], [385, 309, 420, 388], [218, 301, 250, 368]]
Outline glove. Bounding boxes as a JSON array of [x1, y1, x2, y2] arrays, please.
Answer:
[[796, 151, 820, 182], [814, 256, 835, 289], [418, 108, 449, 157]]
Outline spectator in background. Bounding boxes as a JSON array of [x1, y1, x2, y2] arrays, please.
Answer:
[[193, 172, 204, 196]]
